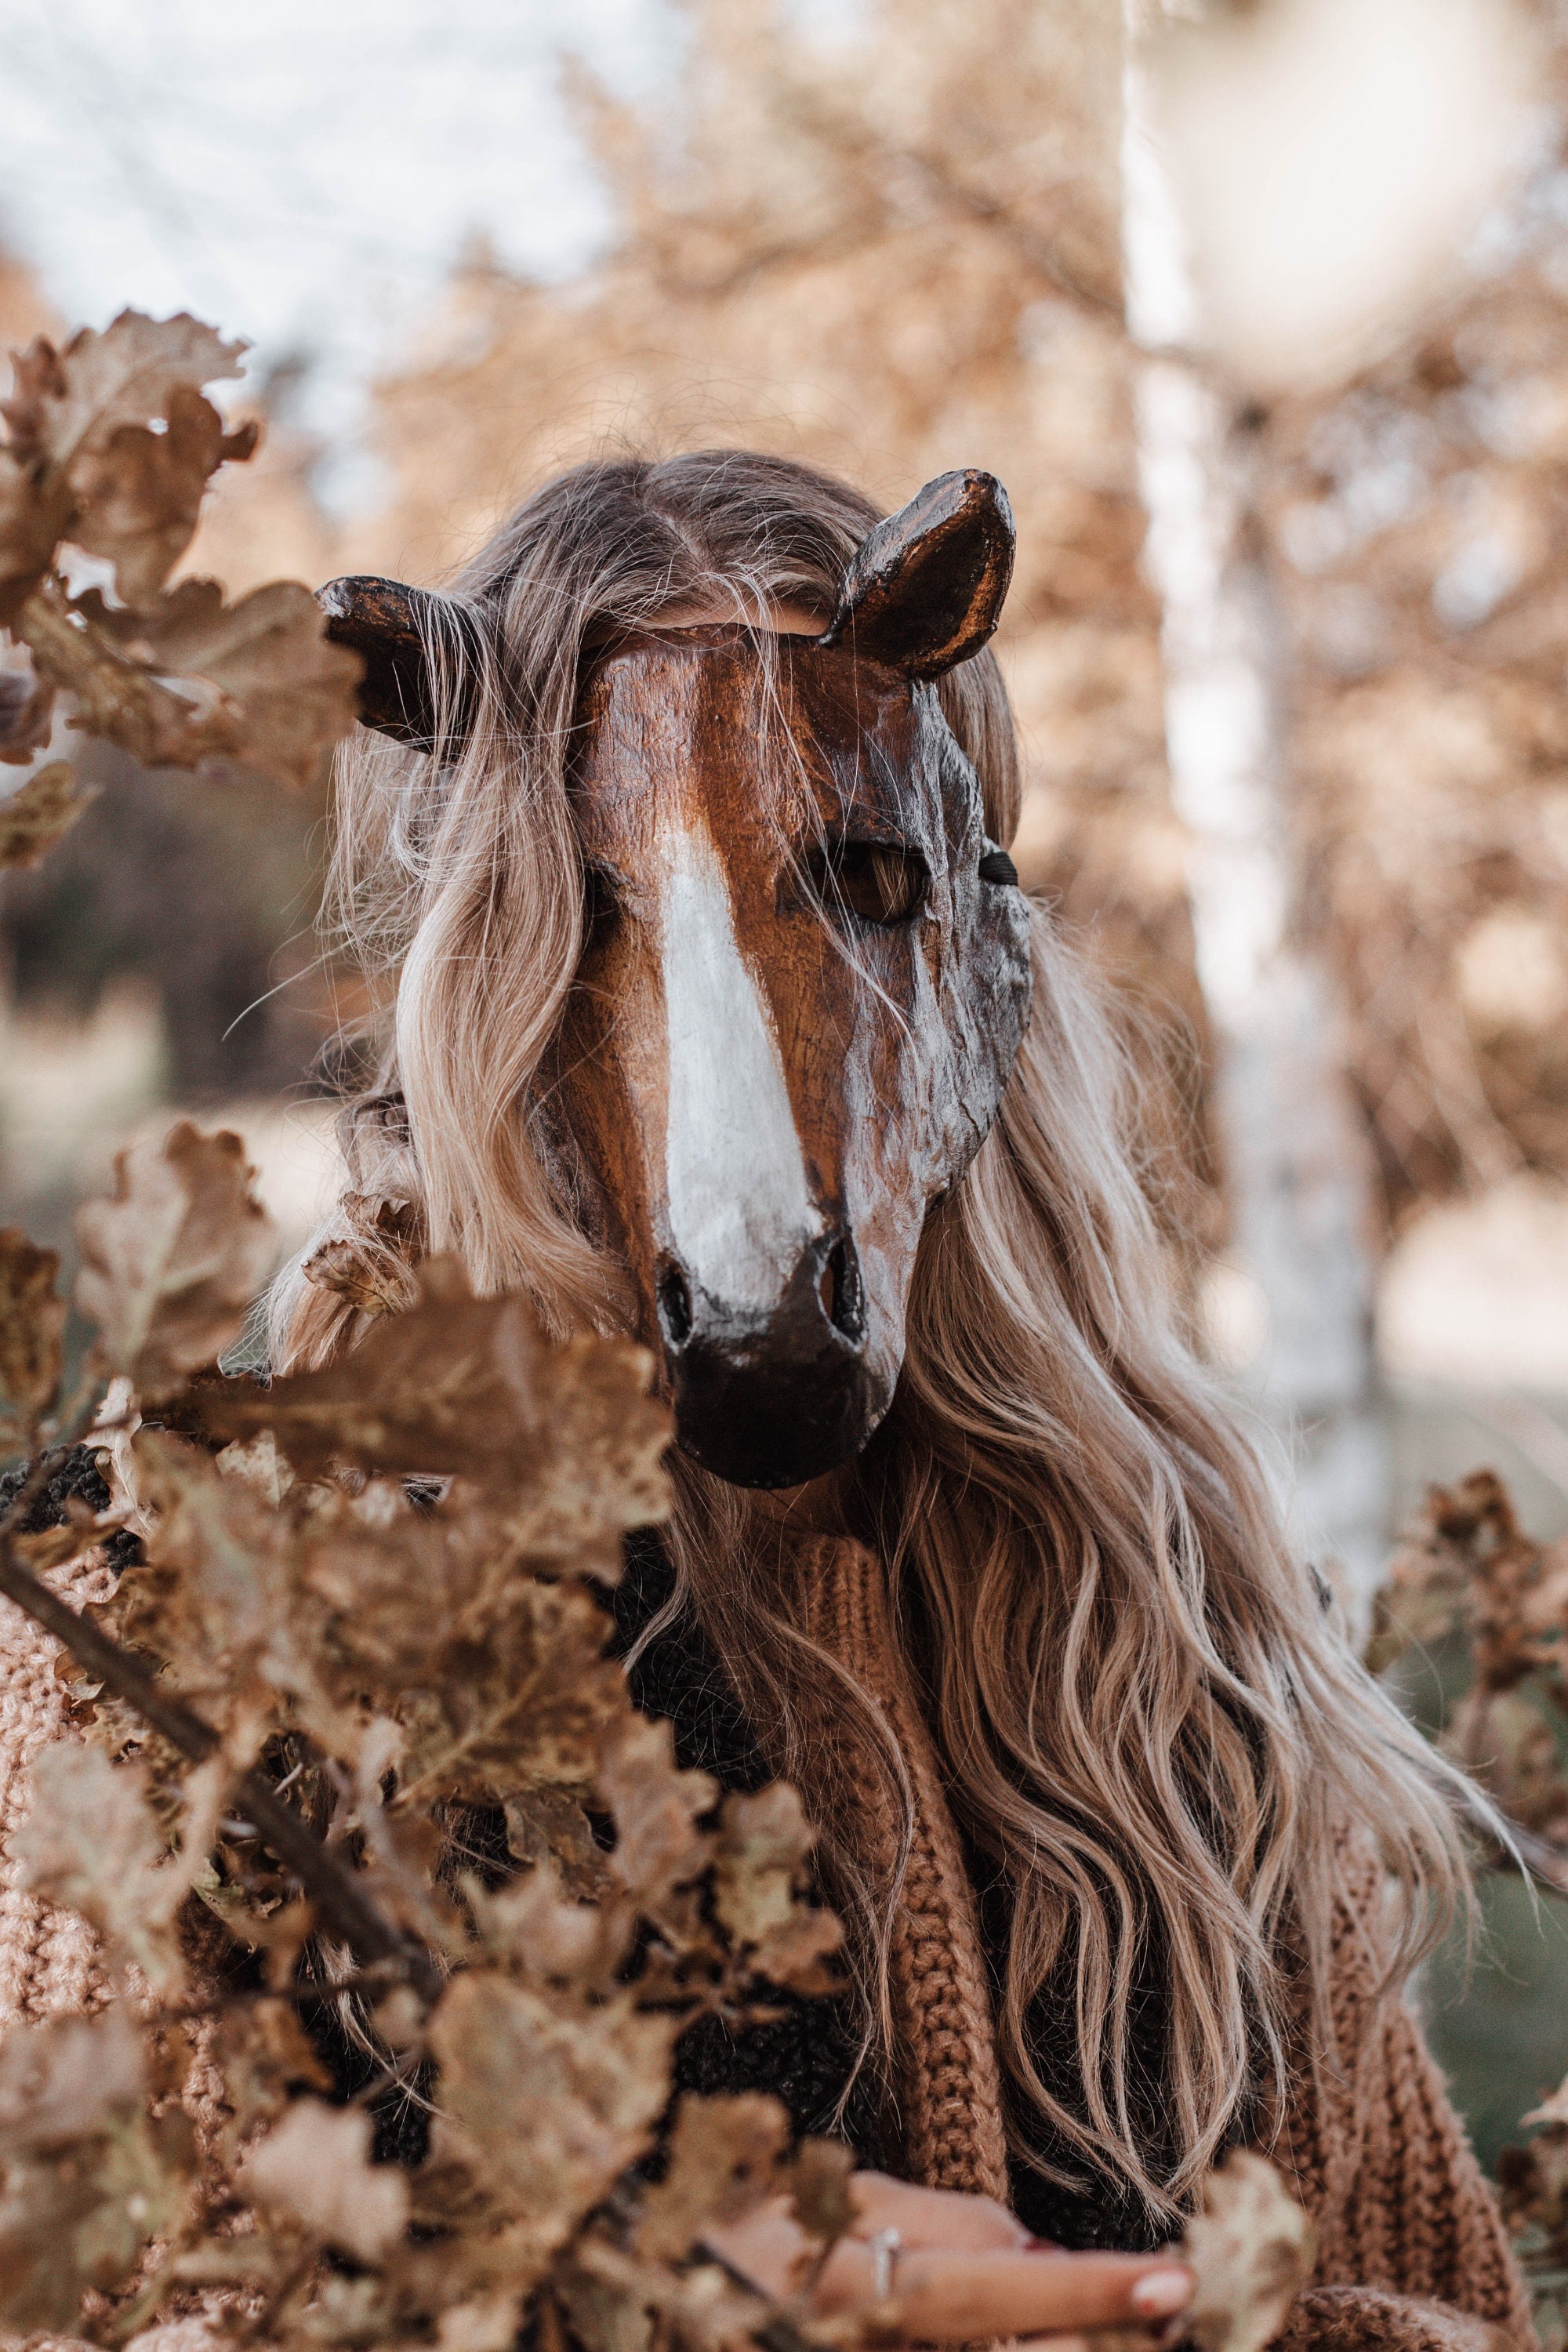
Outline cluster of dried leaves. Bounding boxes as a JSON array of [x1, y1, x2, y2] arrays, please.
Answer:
[[1370, 1471, 1568, 2328], [0, 306, 361, 873], [0, 1117, 857, 2352], [1367, 1469, 1568, 1861], [0, 304, 1311, 2352]]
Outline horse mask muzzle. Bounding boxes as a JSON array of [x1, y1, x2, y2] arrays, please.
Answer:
[[318, 470, 1033, 1488]]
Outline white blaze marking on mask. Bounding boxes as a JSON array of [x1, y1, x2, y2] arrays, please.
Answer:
[[659, 823, 819, 1316]]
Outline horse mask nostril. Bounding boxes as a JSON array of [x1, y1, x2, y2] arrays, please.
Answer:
[[820, 1235, 866, 1345], [657, 1261, 694, 1348]]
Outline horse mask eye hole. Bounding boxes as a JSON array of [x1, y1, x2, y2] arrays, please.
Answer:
[[802, 840, 929, 927]]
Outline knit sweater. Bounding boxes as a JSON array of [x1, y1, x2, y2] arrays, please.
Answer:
[[0, 1477, 1537, 2352]]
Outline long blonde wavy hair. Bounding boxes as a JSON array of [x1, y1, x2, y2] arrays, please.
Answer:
[[272, 449, 1472, 2224]]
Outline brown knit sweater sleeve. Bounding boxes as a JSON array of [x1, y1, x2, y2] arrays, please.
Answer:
[[1275, 1849, 1536, 2352]]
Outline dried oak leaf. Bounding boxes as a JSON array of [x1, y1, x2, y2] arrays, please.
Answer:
[[303, 1193, 422, 1319], [786, 2137, 855, 2249], [710, 1782, 844, 1992], [3, 311, 245, 473], [114, 1430, 303, 1720], [68, 385, 259, 608], [241, 2097, 410, 2263], [600, 1713, 717, 1909], [0, 2008, 144, 2150], [198, 1258, 666, 1522], [0, 658, 56, 764], [389, 1573, 630, 1807], [0, 1225, 64, 1432], [0, 310, 250, 619], [75, 1120, 278, 1400], [15, 1741, 221, 1991], [0, 760, 94, 872], [1178, 2151, 1315, 2352], [0, 2108, 193, 2333], [23, 574, 361, 793], [428, 1971, 677, 2281], [636, 2092, 790, 2263]]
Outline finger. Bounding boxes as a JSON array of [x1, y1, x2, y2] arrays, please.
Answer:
[[818, 2245, 1194, 2339], [847, 2171, 1033, 2253]]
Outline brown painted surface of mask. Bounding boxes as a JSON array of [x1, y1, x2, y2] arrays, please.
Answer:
[[321, 470, 1033, 1488]]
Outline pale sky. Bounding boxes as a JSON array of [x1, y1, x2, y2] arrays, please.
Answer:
[[0, 0, 682, 504]]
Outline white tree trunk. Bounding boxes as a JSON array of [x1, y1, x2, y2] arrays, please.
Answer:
[[1120, 16, 1388, 1607]]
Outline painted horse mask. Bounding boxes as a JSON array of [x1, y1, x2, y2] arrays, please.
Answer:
[[318, 470, 1033, 1487]]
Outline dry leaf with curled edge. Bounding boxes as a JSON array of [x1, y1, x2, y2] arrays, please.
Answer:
[[75, 1121, 278, 1399], [601, 1713, 717, 1909], [0, 1226, 64, 1436], [713, 1782, 813, 1944], [196, 1257, 667, 1534], [429, 1972, 677, 2283], [1178, 2151, 1315, 2352], [241, 2099, 410, 2263], [2, 310, 246, 475], [67, 384, 258, 608], [636, 2093, 790, 2263], [0, 2009, 145, 2151], [0, 761, 95, 872], [15, 1743, 225, 1991], [21, 574, 361, 793], [0, 659, 55, 764], [0, 2104, 194, 2334], [0, 310, 251, 619]]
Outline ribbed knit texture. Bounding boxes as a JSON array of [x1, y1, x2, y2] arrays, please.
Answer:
[[799, 1535, 1011, 2202], [795, 1538, 1534, 2350]]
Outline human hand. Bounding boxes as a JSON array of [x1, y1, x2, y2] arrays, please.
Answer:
[[702, 2169, 1195, 2351]]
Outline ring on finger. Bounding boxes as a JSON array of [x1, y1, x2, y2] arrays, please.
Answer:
[[868, 2226, 903, 2303]]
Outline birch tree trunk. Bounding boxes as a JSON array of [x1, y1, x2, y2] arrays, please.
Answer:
[[1120, 12, 1388, 1607]]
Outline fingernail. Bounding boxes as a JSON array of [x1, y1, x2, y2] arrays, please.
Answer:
[[1130, 2267, 1195, 2319]]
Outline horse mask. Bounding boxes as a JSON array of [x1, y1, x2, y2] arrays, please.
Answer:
[[318, 470, 1033, 1487]]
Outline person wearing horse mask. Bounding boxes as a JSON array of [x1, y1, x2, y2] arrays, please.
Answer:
[[263, 454, 1524, 2352]]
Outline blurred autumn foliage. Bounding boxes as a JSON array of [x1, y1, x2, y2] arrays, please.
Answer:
[[326, 0, 1568, 1249], [11, 0, 1568, 1250]]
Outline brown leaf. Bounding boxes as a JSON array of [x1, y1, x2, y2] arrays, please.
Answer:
[[68, 386, 260, 607], [20, 572, 362, 793], [1179, 2151, 1315, 2352], [713, 1782, 815, 1946], [3, 311, 246, 472], [15, 1742, 221, 1990], [75, 1120, 278, 1399], [303, 1193, 423, 1319], [0, 760, 95, 871], [0, 656, 56, 764], [0, 1225, 64, 1432], [0, 445, 66, 621], [0, 311, 249, 622], [0, 2008, 145, 2150], [601, 1714, 717, 1909], [112, 1430, 303, 1722], [636, 2093, 789, 2263], [429, 1972, 676, 2281], [786, 2137, 855, 2248], [1525, 2077, 1568, 2132], [0, 2110, 193, 2333], [241, 2097, 410, 2263]]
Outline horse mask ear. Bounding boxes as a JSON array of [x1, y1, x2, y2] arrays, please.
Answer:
[[816, 470, 1015, 679], [316, 575, 478, 751]]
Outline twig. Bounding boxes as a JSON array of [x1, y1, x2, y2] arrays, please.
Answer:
[[0, 1519, 445, 2005]]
